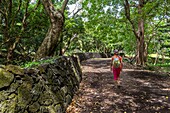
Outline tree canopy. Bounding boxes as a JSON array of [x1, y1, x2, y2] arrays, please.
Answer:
[[0, 0, 169, 66]]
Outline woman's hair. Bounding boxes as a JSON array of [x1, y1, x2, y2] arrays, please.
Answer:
[[114, 50, 119, 54]]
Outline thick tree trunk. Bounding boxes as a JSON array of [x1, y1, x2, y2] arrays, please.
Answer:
[[35, 0, 68, 60], [136, 0, 145, 65], [124, 0, 146, 66], [136, 39, 145, 65], [136, 18, 145, 65]]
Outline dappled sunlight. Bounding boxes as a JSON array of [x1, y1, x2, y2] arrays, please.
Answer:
[[67, 58, 170, 113], [162, 88, 170, 91], [123, 68, 155, 73]]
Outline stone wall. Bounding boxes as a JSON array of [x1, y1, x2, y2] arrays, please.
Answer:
[[73, 52, 112, 62], [0, 56, 82, 113]]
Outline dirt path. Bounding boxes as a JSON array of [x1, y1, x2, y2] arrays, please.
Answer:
[[66, 58, 170, 113]]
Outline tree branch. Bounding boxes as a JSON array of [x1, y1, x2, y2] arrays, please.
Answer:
[[0, 9, 5, 16], [61, 0, 69, 14], [9, 0, 12, 15], [72, 8, 82, 18], [63, 34, 77, 54], [21, 0, 29, 31], [41, 0, 56, 17], [69, 2, 82, 17], [11, 0, 22, 27], [146, 1, 159, 15], [22, 0, 40, 31], [124, 0, 139, 40], [28, 0, 40, 16]]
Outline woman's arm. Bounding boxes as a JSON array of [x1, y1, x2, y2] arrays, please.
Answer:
[[120, 56, 123, 71], [110, 57, 113, 71]]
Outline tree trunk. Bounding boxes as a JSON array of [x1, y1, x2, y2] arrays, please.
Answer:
[[144, 42, 148, 63], [7, 37, 20, 63], [35, 0, 68, 60], [136, 18, 145, 65], [137, 0, 145, 65], [124, 0, 146, 66], [154, 51, 159, 65]]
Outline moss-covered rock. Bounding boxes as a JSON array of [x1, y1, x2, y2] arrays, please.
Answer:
[[55, 104, 63, 113], [29, 102, 40, 112], [0, 56, 82, 113], [37, 65, 46, 74], [40, 106, 49, 113], [5, 65, 24, 75], [38, 91, 54, 106], [0, 68, 14, 89], [0, 91, 8, 101], [61, 86, 68, 96], [0, 95, 17, 113], [17, 84, 33, 108], [31, 83, 44, 96], [9, 82, 19, 93], [8, 93, 16, 99], [22, 75, 33, 89], [5, 96, 17, 113], [48, 105, 56, 113], [65, 94, 72, 107], [0, 100, 9, 112]]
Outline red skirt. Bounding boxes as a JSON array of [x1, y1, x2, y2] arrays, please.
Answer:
[[112, 67, 121, 80]]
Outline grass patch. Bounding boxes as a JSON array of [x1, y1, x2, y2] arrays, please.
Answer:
[[148, 63, 170, 73], [149, 63, 170, 67], [149, 54, 170, 60]]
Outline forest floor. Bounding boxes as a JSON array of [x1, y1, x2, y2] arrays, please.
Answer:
[[66, 58, 170, 113]]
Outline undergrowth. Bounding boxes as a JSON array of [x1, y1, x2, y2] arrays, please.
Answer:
[[21, 56, 59, 68]]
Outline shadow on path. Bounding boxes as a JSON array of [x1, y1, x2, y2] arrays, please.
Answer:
[[67, 58, 170, 113]]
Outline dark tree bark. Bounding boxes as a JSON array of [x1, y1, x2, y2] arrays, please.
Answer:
[[124, 0, 161, 66], [6, 0, 40, 63], [124, 0, 145, 66], [136, 0, 145, 65], [35, 0, 68, 60]]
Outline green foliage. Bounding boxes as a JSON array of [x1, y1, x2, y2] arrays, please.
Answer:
[[75, 0, 170, 66], [0, 0, 169, 67], [153, 63, 170, 67], [0, 0, 49, 63], [80, 0, 136, 53], [148, 62, 170, 73], [21, 56, 59, 68]]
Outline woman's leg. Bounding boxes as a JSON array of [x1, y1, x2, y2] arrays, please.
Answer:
[[113, 68, 121, 87], [117, 68, 121, 86]]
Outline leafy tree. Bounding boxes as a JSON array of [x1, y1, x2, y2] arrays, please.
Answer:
[[112, 0, 169, 65], [35, 0, 69, 60], [0, 0, 48, 64], [0, 0, 169, 66], [57, 0, 85, 55], [80, 0, 169, 65]]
